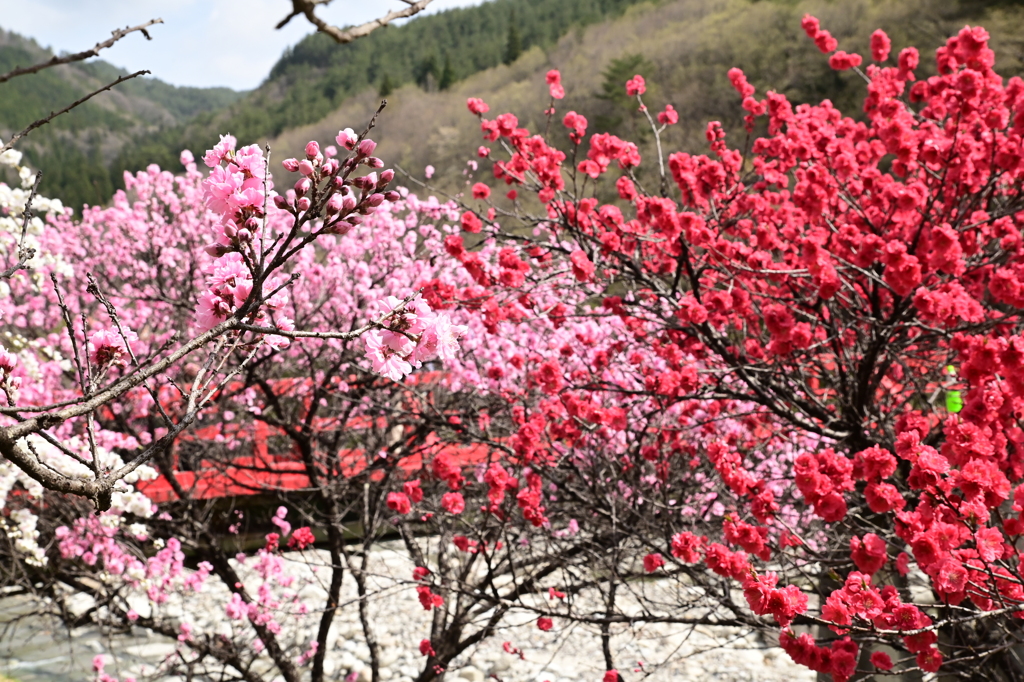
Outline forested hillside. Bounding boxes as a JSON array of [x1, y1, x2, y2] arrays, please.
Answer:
[[5, 0, 1024, 209], [0, 29, 242, 212], [268, 0, 1024, 197], [110, 0, 659, 182]]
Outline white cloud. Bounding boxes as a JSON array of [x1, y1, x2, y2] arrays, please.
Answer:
[[0, 0, 486, 89]]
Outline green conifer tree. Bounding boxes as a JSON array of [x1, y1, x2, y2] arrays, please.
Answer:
[[438, 56, 455, 90], [504, 13, 522, 65]]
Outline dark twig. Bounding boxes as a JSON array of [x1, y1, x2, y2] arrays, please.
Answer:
[[277, 0, 434, 43], [1, 70, 150, 153], [0, 171, 41, 279]]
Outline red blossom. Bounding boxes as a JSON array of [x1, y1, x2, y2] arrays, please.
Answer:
[[386, 492, 411, 515], [287, 527, 316, 550], [643, 552, 665, 573], [625, 75, 646, 96]]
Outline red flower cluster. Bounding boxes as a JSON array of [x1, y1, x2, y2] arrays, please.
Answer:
[[286, 527, 316, 550], [454, 13, 1024, 679]]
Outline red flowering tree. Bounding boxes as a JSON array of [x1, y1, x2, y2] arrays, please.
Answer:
[[444, 16, 1024, 681]]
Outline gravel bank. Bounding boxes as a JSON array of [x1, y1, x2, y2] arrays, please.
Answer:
[[0, 544, 813, 682]]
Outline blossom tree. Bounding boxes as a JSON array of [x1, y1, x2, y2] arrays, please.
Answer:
[[0, 96, 488, 681], [442, 17, 1024, 681], [0, 129, 664, 682], [9, 8, 1024, 682]]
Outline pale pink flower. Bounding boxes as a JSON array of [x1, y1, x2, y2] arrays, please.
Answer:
[[203, 134, 237, 168], [364, 330, 413, 381], [88, 328, 137, 369], [336, 128, 358, 150]]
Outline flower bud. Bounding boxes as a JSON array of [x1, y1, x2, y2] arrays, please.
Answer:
[[273, 195, 289, 209], [298, 160, 315, 176], [363, 172, 378, 188], [322, 159, 339, 175], [223, 224, 237, 238], [297, 197, 311, 212], [336, 128, 357, 150], [237, 228, 252, 242], [305, 141, 320, 160], [380, 169, 395, 185], [282, 158, 300, 173], [357, 139, 377, 157], [326, 193, 345, 215], [384, 191, 400, 202], [348, 214, 363, 225], [325, 220, 352, 235], [332, 176, 346, 190], [205, 244, 228, 257], [325, 145, 338, 158], [245, 217, 260, 230], [295, 178, 312, 196], [366, 157, 384, 168], [367, 193, 385, 207], [342, 195, 357, 212]]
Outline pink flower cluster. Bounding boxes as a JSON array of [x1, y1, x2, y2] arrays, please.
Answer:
[[363, 295, 467, 381]]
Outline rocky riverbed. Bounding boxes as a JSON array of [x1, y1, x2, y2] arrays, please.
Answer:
[[0, 544, 814, 682]]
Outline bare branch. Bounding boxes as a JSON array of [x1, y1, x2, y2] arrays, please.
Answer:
[[279, 0, 434, 44], [1, 70, 150, 154], [0, 19, 163, 84], [0, 171, 41, 280]]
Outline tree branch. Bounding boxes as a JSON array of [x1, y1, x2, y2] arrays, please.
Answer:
[[279, 0, 434, 43], [1, 70, 150, 154], [0, 19, 163, 84]]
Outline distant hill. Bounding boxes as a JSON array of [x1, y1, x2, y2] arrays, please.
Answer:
[[110, 0, 662, 182], [5, 0, 1024, 211], [0, 28, 244, 211], [266, 0, 1024, 199]]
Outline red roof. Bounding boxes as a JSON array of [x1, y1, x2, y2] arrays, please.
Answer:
[[138, 419, 493, 504]]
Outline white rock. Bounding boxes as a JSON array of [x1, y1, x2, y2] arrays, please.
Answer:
[[458, 666, 485, 682], [490, 653, 514, 673]]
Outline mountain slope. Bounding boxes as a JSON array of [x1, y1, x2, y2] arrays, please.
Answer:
[[6, 0, 1024, 211], [109, 0, 662, 180], [266, 0, 1024, 198], [0, 28, 244, 211]]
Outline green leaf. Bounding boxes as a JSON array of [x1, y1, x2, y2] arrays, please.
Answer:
[[946, 390, 963, 413]]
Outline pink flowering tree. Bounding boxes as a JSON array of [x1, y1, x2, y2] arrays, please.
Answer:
[[438, 17, 1024, 682], [0, 104, 527, 680], [1, 132, 707, 682]]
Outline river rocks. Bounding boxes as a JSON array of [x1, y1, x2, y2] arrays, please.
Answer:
[[458, 666, 485, 682], [0, 542, 814, 682]]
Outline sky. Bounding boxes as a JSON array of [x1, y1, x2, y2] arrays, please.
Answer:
[[0, 0, 485, 90]]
